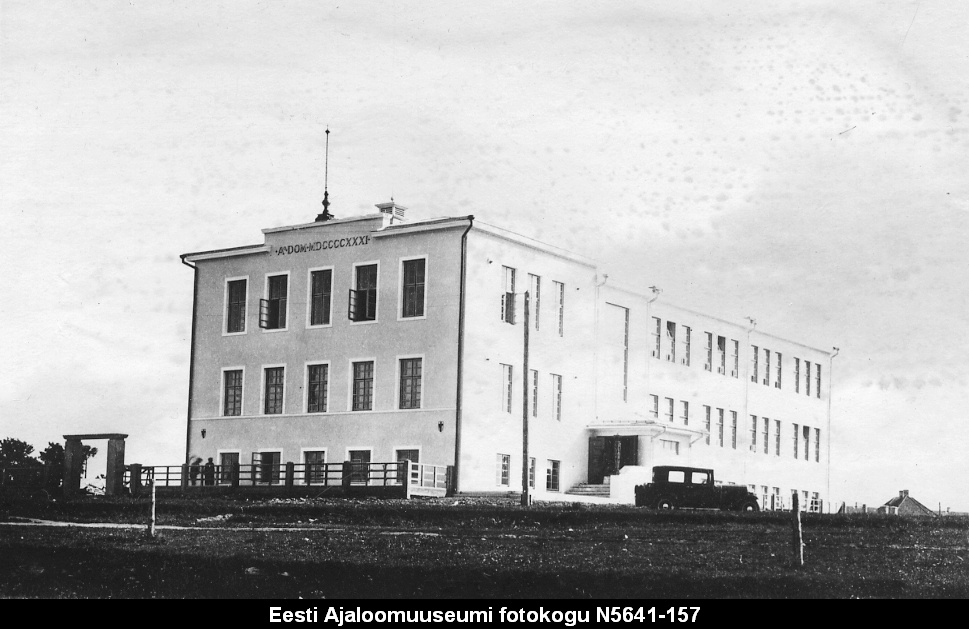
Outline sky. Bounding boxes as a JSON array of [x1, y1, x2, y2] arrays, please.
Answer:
[[2, 0, 967, 510]]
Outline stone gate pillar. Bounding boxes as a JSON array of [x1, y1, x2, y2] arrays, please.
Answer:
[[63, 438, 84, 496], [105, 437, 126, 496]]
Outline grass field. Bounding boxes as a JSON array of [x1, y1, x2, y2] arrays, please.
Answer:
[[1, 494, 968, 598]]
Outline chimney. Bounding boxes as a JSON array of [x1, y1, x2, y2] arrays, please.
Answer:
[[900, 490, 909, 498], [376, 200, 407, 226]]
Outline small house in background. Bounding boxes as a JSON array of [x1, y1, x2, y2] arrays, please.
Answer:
[[880, 490, 936, 516]]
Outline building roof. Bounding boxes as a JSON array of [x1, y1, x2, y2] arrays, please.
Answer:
[[883, 491, 936, 515]]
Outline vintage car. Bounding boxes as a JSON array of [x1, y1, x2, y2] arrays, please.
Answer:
[[634, 465, 760, 511]]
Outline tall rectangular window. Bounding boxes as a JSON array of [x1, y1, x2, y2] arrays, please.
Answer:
[[775, 352, 783, 389], [223, 369, 243, 416], [501, 266, 516, 324], [399, 358, 422, 409], [763, 348, 771, 386], [664, 397, 674, 423], [497, 454, 510, 486], [774, 419, 781, 456], [309, 269, 332, 326], [815, 364, 822, 399], [530, 369, 539, 417], [351, 361, 374, 411], [681, 326, 691, 366], [717, 336, 727, 374], [304, 450, 326, 484], [649, 395, 659, 419], [551, 374, 562, 421], [528, 273, 541, 330], [731, 340, 739, 377], [717, 408, 725, 447], [705, 332, 713, 371], [704, 405, 711, 445], [805, 360, 812, 396], [555, 281, 565, 336], [401, 258, 426, 318], [731, 411, 738, 449], [546, 460, 560, 492], [349, 264, 378, 322], [307, 364, 328, 413], [762, 416, 769, 454], [501, 364, 513, 413], [529, 457, 536, 489], [750, 415, 757, 451], [264, 367, 284, 415], [814, 428, 821, 463], [803, 425, 810, 461], [260, 274, 288, 330], [795, 358, 801, 393], [651, 317, 661, 358], [680, 401, 689, 425], [793, 423, 799, 459], [226, 279, 247, 333], [751, 345, 759, 383], [666, 321, 676, 362]]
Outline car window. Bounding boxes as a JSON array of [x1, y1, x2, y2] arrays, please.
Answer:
[[690, 471, 710, 485], [667, 470, 685, 483]]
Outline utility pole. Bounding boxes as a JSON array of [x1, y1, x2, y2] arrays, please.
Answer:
[[521, 290, 531, 507]]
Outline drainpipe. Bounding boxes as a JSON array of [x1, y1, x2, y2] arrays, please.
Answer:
[[741, 317, 757, 486], [453, 216, 474, 493], [179, 255, 200, 465], [643, 286, 661, 465], [592, 273, 608, 425], [826, 347, 839, 513]]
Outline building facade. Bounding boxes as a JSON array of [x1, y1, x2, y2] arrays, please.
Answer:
[[181, 202, 833, 508]]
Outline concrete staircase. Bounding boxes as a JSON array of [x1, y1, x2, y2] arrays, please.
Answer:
[[566, 482, 611, 498]]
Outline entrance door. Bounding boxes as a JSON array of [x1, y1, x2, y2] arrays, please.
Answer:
[[219, 452, 239, 484], [588, 436, 639, 483], [395, 449, 419, 485], [252, 451, 280, 484], [348, 449, 371, 485]]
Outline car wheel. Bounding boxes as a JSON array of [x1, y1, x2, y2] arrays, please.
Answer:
[[656, 497, 676, 510], [740, 501, 759, 512]]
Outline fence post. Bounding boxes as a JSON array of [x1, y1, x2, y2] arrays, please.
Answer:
[[792, 492, 804, 567], [231, 462, 240, 488], [342, 461, 352, 491], [148, 481, 157, 539], [180, 465, 189, 490], [285, 461, 295, 490], [130, 464, 143, 496]]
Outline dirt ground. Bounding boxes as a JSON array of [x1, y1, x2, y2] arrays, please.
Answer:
[[1, 495, 967, 598]]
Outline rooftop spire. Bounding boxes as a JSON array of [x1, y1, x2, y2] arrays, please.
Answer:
[[315, 127, 335, 222]]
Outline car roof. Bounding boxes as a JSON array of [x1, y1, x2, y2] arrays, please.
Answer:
[[653, 465, 714, 474]]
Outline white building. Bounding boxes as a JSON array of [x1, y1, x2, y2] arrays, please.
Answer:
[[180, 202, 833, 508]]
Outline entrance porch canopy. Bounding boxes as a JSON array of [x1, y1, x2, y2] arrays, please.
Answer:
[[586, 418, 706, 444]]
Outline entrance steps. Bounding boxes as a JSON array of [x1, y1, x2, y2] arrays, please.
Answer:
[[566, 483, 611, 498]]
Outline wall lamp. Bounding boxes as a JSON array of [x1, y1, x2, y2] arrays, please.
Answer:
[[438, 421, 444, 433], [201, 429, 207, 439]]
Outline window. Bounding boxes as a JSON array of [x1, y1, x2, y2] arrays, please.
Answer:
[[651, 317, 661, 358], [401, 258, 426, 318], [497, 454, 510, 486], [395, 449, 419, 484], [750, 415, 757, 451], [501, 266, 516, 324], [690, 470, 709, 484], [528, 273, 541, 330], [680, 400, 689, 425], [349, 264, 378, 322], [731, 340, 739, 377], [306, 363, 328, 413], [225, 278, 247, 334], [795, 358, 801, 393], [704, 332, 713, 371], [731, 411, 738, 449], [664, 397, 674, 423], [811, 491, 820, 513], [815, 363, 822, 399], [529, 457, 536, 489], [303, 450, 326, 484], [761, 486, 769, 511], [805, 360, 812, 396], [309, 269, 333, 326], [773, 487, 781, 510], [260, 274, 288, 330], [666, 321, 676, 362], [546, 460, 560, 491], [751, 345, 759, 382], [222, 369, 243, 416], [263, 367, 284, 415], [254, 451, 281, 484], [348, 450, 371, 485], [704, 405, 711, 445], [351, 361, 374, 411], [803, 425, 810, 461], [219, 452, 239, 483], [501, 364, 513, 413], [775, 352, 783, 389], [660, 439, 679, 455], [530, 369, 538, 417], [399, 358, 422, 410], [762, 416, 769, 454], [717, 408, 724, 447], [814, 428, 821, 463], [551, 373, 562, 421], [717, 336, 726, 374], [774, 419, 781, 456], [649, 394, 659, 419], [681, 325, 691, 366], [793, 423, 799, 459], [554, 281, 565, 336], [763, 348, 771, 386], [667, 470, 686, 483]]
